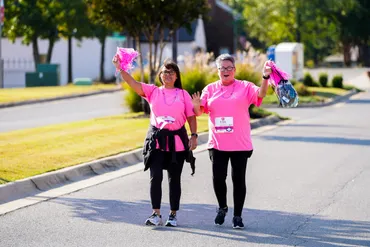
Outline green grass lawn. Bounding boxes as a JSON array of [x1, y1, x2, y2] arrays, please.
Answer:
[[262, 86, 349, 105], [0, 84, 119, 104]]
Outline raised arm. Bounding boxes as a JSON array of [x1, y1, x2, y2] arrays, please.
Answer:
[[112, 55, 145, 97], [258, 61, 272, 98]]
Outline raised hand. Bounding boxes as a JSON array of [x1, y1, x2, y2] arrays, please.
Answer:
[[263, 60, 272, 76], [112, 55, 121, 70], [191, 91, 201, 108]]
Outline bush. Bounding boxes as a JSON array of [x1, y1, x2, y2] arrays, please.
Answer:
[[303, 73, 314, 87], [181, 67, 209, 95], [312, 81, 322, 87], [235, 63, 261, 86], [294, 82, 310, 96], [332, 75, 343, 88], [306, 60, 315, 68], [318, 73, 328, 87]]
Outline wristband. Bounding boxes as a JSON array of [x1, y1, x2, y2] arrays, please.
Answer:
[[191, 133, 198, 138], [262, 74, 270, 80]]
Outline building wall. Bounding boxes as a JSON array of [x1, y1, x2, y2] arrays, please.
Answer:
[[205, 0, 235, 57], [1, 37, 125, 88]]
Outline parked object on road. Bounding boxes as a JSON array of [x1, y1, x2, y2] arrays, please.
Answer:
[[191, 54, 271, 229], [113, 53, 197, 227]]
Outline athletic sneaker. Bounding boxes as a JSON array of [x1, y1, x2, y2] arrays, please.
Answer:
[[145, 212, 163, 226], [165, 213, 177, 227], [214, 207, 228, 225], [232, 216, 244, 229]]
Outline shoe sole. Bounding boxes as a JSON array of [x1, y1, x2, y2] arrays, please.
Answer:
[[232, 225, 244, 229], [165, 222, 177, 227], [145, 220, 162, 226]]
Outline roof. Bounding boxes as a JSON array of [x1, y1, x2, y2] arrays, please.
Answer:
[[275, 42, 303, 52]]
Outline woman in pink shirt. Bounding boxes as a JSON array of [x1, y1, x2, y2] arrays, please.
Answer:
[[192, 54, 271, 229], [113, 56, 198, 227]]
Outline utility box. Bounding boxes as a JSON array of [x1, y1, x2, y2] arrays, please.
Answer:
[[25, 64, 60, 87], [275, 43, 304, 80]]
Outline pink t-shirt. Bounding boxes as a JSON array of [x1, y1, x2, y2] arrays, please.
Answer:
[[141, 83, 194, 151], [201, 79, 263, 151]]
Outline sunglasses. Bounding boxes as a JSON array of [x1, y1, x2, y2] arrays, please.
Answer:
[[161, 70, 176, 76]]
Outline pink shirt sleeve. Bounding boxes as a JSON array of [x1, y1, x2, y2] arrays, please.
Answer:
[[200, 86, 210, 114], [141, 83, 157, 102], [246, 82, 263, 107], [183, 90, 195, 117]]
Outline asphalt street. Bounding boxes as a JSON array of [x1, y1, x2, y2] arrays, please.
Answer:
[[1, 91, 369, 247], [0, 91, 127, 133]]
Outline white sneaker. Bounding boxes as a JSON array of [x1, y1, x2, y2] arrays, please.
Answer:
[[145, 213, 163, 226], [165, 213, 177, 227]]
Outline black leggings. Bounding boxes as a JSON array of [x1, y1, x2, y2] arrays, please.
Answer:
[[209, 148, 253, 217], [150, 150, 186, 211]]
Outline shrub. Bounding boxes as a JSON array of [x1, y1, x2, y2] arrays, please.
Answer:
[[123, 69, 152, 112], [235, 63, 261, 86], [181, 67, 209, 95], [303, 73, 314, 87], [294, 82, 310, 96], [318, 73, 328, 87], [312, 81, 322, 87], [332, 75, 343, 88], [306, 60, 315, 68]]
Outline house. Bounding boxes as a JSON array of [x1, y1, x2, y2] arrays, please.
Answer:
[[204, 0, 238, 57]]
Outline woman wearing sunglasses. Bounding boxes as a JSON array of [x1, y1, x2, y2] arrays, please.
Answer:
[[113, 55, 197, 227], [191, 54, 271, 229]]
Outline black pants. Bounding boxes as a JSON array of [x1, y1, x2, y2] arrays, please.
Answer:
[[209, 148, 253, 217], [150, 150, 186, 211]]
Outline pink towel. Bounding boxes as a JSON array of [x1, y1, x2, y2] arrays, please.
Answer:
[[115, 47, 139, 73]]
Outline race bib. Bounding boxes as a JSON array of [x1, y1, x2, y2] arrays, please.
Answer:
[[215, 117, 234, 133], [156, 115, 176, 129]]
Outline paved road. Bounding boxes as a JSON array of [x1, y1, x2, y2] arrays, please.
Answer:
[[0, 91, 128, 133], [1, 92, 369, 246]]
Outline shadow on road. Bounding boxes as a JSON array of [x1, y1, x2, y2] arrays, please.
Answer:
[[47, 197, 370, 246], [260, 135, 370, 146]]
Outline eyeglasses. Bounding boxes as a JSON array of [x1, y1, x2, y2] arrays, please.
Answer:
[[218, 66, 235, 72], [162, 70, 176, 76]]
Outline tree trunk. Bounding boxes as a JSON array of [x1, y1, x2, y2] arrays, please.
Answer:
[[100, 35, 106, 82], [68, 36, 73, 83], [46, 38, 55, 64], [32, 36, 40, 70], [172, 29, 178, 63], [136, 36, 150, 114], [343, 42, 351, 67]]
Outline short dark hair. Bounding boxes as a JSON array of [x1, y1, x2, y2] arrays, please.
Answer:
[[158, 59, 183, 89], [215, 54, 235, 68]]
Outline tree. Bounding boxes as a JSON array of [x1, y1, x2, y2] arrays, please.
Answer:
[[4, 0, 61, 67], [56, 0, 93, 83]]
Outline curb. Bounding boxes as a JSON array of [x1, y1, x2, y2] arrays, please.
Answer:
[[0, 115, 281, 205], [0, 89, 121, 109], [262, 89, 359, 109]]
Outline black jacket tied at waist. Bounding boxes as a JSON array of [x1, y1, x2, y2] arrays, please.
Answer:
[[143, 125, 196, 175]]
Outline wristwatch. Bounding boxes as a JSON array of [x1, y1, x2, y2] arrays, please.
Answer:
[[191, 133, 198, 138], [262, 74, 270, 80]]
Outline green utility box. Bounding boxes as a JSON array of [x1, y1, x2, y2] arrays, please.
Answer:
[[73, 78, 93, 86], [25, 64, 61, 87]]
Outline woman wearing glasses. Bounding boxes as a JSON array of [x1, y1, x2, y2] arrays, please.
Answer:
[[191, 54, 271, 229], [112, 55, 198, 227]]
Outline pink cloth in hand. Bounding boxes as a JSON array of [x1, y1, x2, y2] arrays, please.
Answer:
[[267, 61, 290, 86], [115, 47, 139, 73]]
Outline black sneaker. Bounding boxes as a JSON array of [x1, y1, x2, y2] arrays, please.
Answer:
[[232, 216, 244, 229], [165, 213, 177, 227], [214, 207, 228, 225]]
